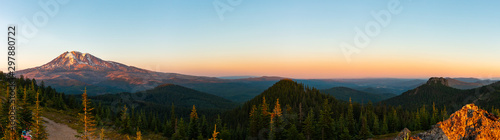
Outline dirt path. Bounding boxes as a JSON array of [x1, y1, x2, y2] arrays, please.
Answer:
[[42, 117, 79, 140]]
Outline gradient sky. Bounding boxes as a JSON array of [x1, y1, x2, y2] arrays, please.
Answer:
[[1, 0, 499, 79]]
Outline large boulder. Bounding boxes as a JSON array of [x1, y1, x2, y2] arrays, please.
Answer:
[[414, 124, 448, 140], [415, 104, 500, 140]]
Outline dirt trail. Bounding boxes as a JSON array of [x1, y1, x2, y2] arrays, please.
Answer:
[[42, 117, 79, 140]]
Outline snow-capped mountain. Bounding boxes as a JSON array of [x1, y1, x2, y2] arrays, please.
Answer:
[[26, 51, 148, 72], [17, 51, 221, 95]]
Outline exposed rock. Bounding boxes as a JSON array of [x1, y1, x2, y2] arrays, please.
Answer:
[[414, 124, 448, 140], [415, 104, 500, 140], [426, 77, 449, 86], [394, 128, 422, 140]]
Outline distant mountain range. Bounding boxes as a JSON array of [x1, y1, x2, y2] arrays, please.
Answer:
[[16, 51, 498, 102], [321, 87, 396, 103]]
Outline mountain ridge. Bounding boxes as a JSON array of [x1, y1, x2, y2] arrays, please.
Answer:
[[383, 77, 500, 111], [22, 51, 149, 73], [425, 77, 449, 86], [17, 51, 222, 95], [320, 86, 396, 103]]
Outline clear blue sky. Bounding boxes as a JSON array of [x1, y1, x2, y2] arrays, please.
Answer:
[[1, 0, 499, 79]]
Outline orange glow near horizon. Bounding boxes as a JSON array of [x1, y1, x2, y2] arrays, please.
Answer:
[[10, 50, 499, 80], [141, 56, 500, 79]]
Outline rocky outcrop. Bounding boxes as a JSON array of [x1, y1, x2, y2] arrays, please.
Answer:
[[414, 125, 448, 140], [426, 77, 449, 86], [409, 104, 500, 140], [394, 128, 422, 140], [436, 104, 500, 139]]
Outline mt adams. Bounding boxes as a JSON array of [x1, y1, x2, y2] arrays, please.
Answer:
[[18, 51, 221, 95]]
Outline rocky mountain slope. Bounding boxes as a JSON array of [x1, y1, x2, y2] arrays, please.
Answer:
[[17, 51, 222, 95], [383, 77, 464, 110], [383, 77, 500, 111], [22, 51, 147, 72], [395, 104, 500, 140]]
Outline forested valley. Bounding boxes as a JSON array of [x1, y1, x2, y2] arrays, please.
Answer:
[[2, 73, 500, 139]]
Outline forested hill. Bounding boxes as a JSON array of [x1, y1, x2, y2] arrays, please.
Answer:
[[383, 77, 500, 111], [90, 83, 238, 119], [224, 79, 416, 139], [321, 86, 396, 103], [0, 72, 79, 139], [223, 79, 339, 125], [92, 84, 236, 110], [240, 79, 338, 112], [382, 78, 463, 110]]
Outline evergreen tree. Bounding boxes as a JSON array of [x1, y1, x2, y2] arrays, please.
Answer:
[[215, 115, 222, 134], [493, 107, 500, 116], [441, 106, 448, 121], [338, 115, 351, 140], [209, 124, 220, 140], [285, 104, 297, 127], [334, 114, 342, 138], [165, 103, 176, 137], [319, 99, 333, 140], [431, 102, 439, 125], [357, 112, 373, 139], [163, 120, 172, 137], [32, 92, 47, 140], [346, 98, 356, 136], [340, 127, 351, 140], [390, 109, 399, 132], [302, 109, 314, 140], [260, 97, 270, 131], [137, 113, 144, 133], [119, 105, 132, 134], [151, 113, 159, 133], [249, 105, 259, 137], [269, 98, 284, 140], [200, 115, 209, 138], [129, 107, 136, 129], [188, 105, 199, 139], [19, 87, 33, 132], [372, 114, 379, 135], [219, 124, 231, 140], [0, 85, 19, 139], [298, 103, 303, 131], [172, 118, 186, 140], [414, 111, 421, 130], [420, 105, 429, 129], [381, 114, 388, 134], [78, 87, 97, 140], [286, 124, 305, 140], [178, 118, 187, 139]]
